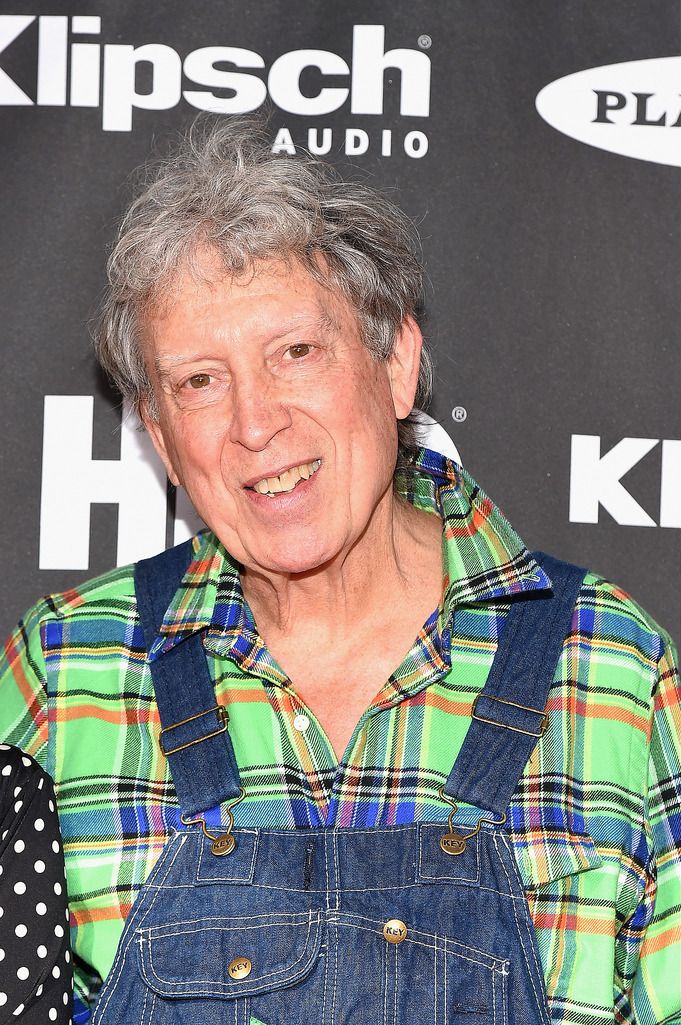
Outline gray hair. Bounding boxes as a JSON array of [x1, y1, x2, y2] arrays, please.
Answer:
[[94, 116, 432, 460]]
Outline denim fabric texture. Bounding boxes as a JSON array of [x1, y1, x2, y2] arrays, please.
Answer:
[[92, 547, 584, 1025], [94, 822, 547, 1025]]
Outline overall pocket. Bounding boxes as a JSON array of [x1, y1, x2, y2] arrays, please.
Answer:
[[328, 912, 508, 1025], [137, 910, 323, 1025]]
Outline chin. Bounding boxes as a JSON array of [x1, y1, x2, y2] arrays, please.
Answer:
[[249, 537, 340, 578]]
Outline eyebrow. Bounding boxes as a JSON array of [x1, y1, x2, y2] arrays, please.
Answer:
[[153, 305, 341, 376], [154, 352, 213, 376], [260, 305, 341, 339]]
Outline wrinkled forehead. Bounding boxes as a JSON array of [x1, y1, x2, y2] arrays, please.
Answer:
[[141, 247, 352, 343]]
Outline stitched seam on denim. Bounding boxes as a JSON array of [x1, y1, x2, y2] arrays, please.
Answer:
[[174, 878, 523, 895], [96, 833, 186, 1023], [444, 934, 448, 1018], [323, 831, 330, 903], [388, 944, 397, 1025], [140, 975, 150, 1025], [321, 920, 329, 1025], [146, 915, 314, 940], [394, 942, 398, 1025], [338, 921, 496, 970], [139, 941, 318, 999], [145, 911, 318, 936], [493, 832, 546, 1020], [417, 824, 480, 883], [143, 914, 316, 988], [319, 922, 328, 1025], [255, 824, 419, 838], [497, 832, 548, 1000], [477, 885, 523, 901], [418, 871, 480, 884], [330, 911, 503, 968], [240, 880, 421, 893], [434, 934, 438, 1025], [142, 882, 258, 891], [331, 914, 339, 1025], [138, 939, 156, 997], [332, 830, 341, 1020], [332, 829, 340, 911], [417, 875, 480, 885], [382, 939, 388, 1025], [196, 829, 258, 883], [492, 964, 497, 1025]]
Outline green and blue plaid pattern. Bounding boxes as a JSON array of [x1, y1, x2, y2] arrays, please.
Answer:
[[1, 449, 679, 1024]]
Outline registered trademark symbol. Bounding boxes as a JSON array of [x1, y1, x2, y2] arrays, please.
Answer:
[[418, 34, 432, 49], [452, 406, 467, 423]]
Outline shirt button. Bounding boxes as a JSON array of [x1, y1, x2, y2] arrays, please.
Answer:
[[293, 714, 310, 733]]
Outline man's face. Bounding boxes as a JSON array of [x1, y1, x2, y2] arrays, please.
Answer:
[[142, 252, 420, 578]]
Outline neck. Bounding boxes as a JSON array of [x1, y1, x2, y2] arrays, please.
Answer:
[[240, 492, 441, 644]]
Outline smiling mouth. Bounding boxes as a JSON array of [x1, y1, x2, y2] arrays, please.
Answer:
[[249, 459, 321, 497]]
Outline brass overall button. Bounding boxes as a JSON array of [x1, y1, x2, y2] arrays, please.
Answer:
[[383, 919, 408, 944], [440, 832, 466, 856], [212, 833, 236, 856], [228, 957, 252, 980]]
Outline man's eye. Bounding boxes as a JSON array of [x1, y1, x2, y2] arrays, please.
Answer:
[[186, 373, 211, 389], [288, 344, 312, 359]]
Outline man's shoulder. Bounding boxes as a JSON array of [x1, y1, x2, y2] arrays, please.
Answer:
[[18, 533, 213, 630], [2, 563, 144, 702], [4, 565, 145, 672], [26, 561, 138, 627], [576, 566, 674, 666]]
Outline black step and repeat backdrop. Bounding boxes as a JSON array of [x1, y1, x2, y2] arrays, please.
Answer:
[[1, 2, 679, 642]]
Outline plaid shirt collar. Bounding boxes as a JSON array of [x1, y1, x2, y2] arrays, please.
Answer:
[[148, 448, 551, 676]]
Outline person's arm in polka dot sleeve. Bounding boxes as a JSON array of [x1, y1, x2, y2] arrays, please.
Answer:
[[0, 745, 72, 1024]]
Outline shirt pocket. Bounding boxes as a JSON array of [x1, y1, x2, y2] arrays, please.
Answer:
[[510, 823, 603, 889], [136, 910, 323, 1025]]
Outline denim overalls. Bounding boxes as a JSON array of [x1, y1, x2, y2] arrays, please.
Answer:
[[93, 543, 584, 1025]]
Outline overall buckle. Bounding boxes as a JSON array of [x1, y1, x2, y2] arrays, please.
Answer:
[[181, 789, 245, 857], [438, 787, 507, 856], [159, 704, 228, 756], [471, 693, 549, 738]]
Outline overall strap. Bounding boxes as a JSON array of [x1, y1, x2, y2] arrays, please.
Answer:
[[443, 552, 586, 818], [135, 540, 242, 817]]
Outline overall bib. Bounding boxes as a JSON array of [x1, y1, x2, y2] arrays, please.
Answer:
[[93, 544, 584, 1025]]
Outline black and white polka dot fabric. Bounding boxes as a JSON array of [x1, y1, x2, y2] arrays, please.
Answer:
[[0, 745, 72, 1023]]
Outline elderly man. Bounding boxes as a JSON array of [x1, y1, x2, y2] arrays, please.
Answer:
[[1, 119, 680, 1025]]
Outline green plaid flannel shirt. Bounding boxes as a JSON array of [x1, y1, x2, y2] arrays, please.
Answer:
[[1, 449, 680, 1023]]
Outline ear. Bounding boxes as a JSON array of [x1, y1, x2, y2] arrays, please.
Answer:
[[387, 316, 423, 419], [140, 398, 182, 488]]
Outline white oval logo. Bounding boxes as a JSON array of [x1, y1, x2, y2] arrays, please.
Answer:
[[536, 57, 681, 166]]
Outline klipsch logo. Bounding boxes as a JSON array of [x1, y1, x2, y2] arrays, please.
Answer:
[[536, 57, 681, 166], [0, 16, 431, 156]]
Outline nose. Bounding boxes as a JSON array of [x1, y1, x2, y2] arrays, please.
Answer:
[[228, 373, 292, 451]]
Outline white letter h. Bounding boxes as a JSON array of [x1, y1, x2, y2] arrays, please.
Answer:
[[40, 396, 170, 570]]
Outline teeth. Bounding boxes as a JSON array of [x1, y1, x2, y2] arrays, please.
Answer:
[[279, 468, 297, 492], [252, 459, 320, 496]]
